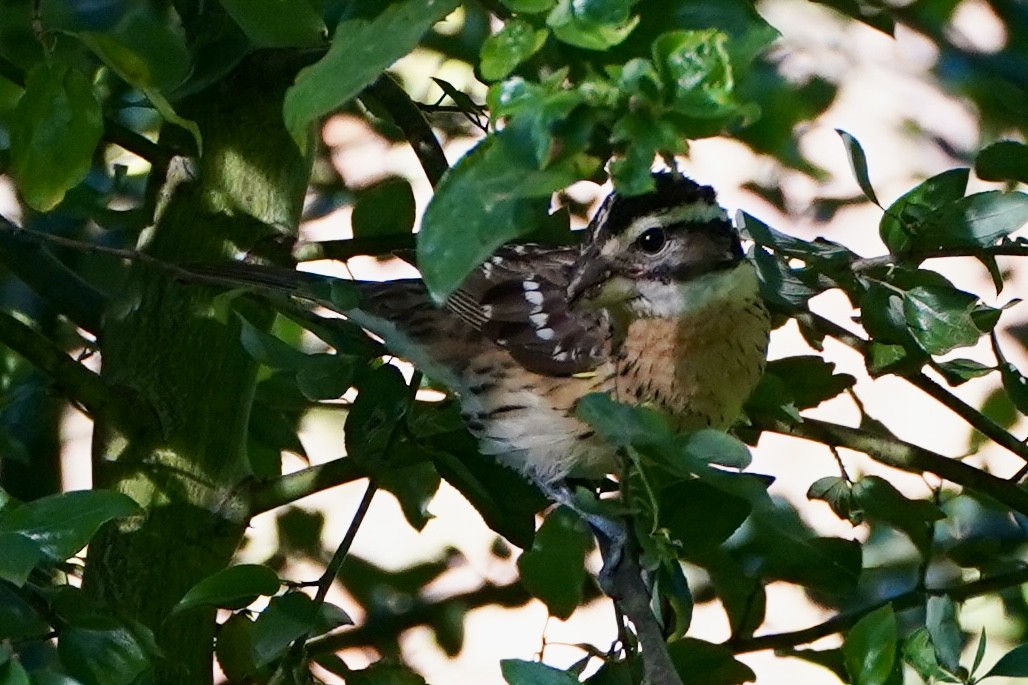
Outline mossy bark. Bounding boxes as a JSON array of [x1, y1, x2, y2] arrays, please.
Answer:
[[83, 54, 312, 684]]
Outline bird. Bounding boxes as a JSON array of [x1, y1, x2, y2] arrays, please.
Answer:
[[196, 172, 771, 487]]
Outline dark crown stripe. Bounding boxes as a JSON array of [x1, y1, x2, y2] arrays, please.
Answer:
[[597, 173, 718, 236]]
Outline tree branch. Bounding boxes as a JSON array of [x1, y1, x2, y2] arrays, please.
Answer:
[[249, 457, 369, 515], [760, 416, 1028, 516], [0, 308, 155, 438], [729, 565, 1028, 654], [849, 243, 1028, 272], [797, 311, 1028, 463]]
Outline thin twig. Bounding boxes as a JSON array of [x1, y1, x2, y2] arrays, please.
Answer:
[[849, 243, 1028, 272], [249, 457, 370, 515]]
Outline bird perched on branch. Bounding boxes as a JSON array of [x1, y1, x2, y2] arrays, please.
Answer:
[[195, 172, 770, 486]]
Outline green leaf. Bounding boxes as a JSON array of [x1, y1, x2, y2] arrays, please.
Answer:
[[218, 0, 326, 47], [418, 133, 598, 300], [215, 613, 261, 682], [0, 660, 29, 685], [238, 314, 311, 370], [999, 360, 1028, 414], [926, 595, 961, 673], [172, 564, 281, 615], [283, 0, 460, 150], [0, 490, 140, 561], [517, 506, 591, 619], [346, 661, 429, 685], [764, 356, 856, 409], [503, 0, 556, 12], [666, 638, 756, 685], [879, 168, 969, 254], [10, 62, 103, 211], [252, 592, 352, 667], [661, 480, 750, 555], [0, 533, 41, 586], [345, 364, 409, 463], [0, 581, 49, 640], [853, 476, 943, 555], [501, 659, 579, 685], [901, 628, 960, 684], [653, 29, 738, 119], [546, 0, 639, 50], [919, 191, 1028, 249], [377, 460, 441, 531], [681, 430, 751, 469], [836, 129, 881, 206], [296, 353, 356, 401], [78, 9, 190, 90], [480, 19, 549, 81], [352, 177, 417, 239], [984, 644, 1028, 678], [934, 358, 994, 386], [975, 140, 1028, 185], [59, 617, 153, 685], [902, 285, 981, 355], [807, 476, 855, 521], [575, 393, 673, 448], [843, 604, 897, 685]]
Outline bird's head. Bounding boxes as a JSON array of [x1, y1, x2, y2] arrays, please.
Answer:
[[568, 173, 750, 319]]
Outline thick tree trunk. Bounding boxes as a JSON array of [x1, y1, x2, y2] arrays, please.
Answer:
[[83, 55, 311, 684]]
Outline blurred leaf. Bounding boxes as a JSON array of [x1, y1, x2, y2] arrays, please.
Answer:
[[681, 430, 751, 469], [975, 140, 1028, 184], [238, 314, 311, 370], [575, 393, 672, 448], [699, 549, 765, 638], [919, 191, 1028, 249], [879, 168, 968, 254], [59, 617, 153, 685], [296, 353, 356, 400], [902, 628, 960, 684], [78, 8, 190, 90], [0, 581, 49, 640], [419, 133, 598, 300], [347, 661, 428, 685], [219, 0, 326, 47], [807, 476, 855, 522], [503, 0, 556, 11], [926, 596, 961, 673], [378, 460, 440, 531], [284, 0, 461, 150], [811, 0, 895, 35], [653, 29, 737, 119], [517, 506, 591, 619], [10, 62, 103, 211], [0, 660, 29, 685], [843, 605, 898, 685], [836, 129, 881, 206], [345, 364, 409, 463], [853, 476, 943, 555], [0, 533, 41, 587], [666, 638, 755, 685], [215, 613, 261, 682], [546, 0, 639, 50], [984, 644, 1028, 678], [902, 285, 980, 355], [172, 564, 281, 615], [661, 480, 750, 555], [480, 19, 549, 80], [781, 647, 848, 681], [352, 177, 417, 239], [502, 659, 579, 685], [0, 490, 140, 561]]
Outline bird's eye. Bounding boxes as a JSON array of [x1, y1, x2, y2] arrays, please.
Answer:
[[635, 227, 667, 253]]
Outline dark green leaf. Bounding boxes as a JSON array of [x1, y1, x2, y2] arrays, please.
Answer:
[[377, 460, 441, 531], [769, 536, 862, 593], [480, 19, 549, 81], [219, 0, 326, 47], [284, 0, 461, 149], [59, 617, 153, 685], [238, 315, 311, 370], [351, 177, 417, 239], [920, 191, 1028, 249], [418, 133, 598, 300], [252, 592, 351, 667], [843, 604, 897, 685], [975, 140, 1028, 185], [698, 549, 765, 639], [575, 393, 672, 449], [0, 660, 29, 685], [546, 0, 638, 50], [926, 595, 961, 673], [902, 285, 980, 355], [347, 661, 429, 685], [781, 647, 848, 681], [666, 638, 756, 685], [661, 480, 750, 555], [853, 476, 943, 555], [807, 476, 855, 522], [79, 9, 190, 90], [972, 628, 988, 676], [653, 29, 738, 119], [879, 168, 969, 254], [764, 356, 856, 409], [503, 0, 556, 12], [749, 246, 822, 309], [681, 430, 751, 469], [502, 659, 579, 685], [0, 490, 140, 561], [997, 358, 1028, 414], [934, 358, 994, 386], [517, 506, 591, 619], [0, 581, 49, 640], [902, 627, 960, 684], [296, 353, 355, 400], [172, 564, 281, 615], [984, 644, 1028, 678], [345, 364, 410, 463], [0, 533, 41, 586], [216, 613, 261, 682], [10, 62, 103, 211], [836, 129, 880, 206]]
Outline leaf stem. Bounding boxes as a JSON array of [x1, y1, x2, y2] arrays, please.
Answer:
[[248, 457, 370, 515]]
